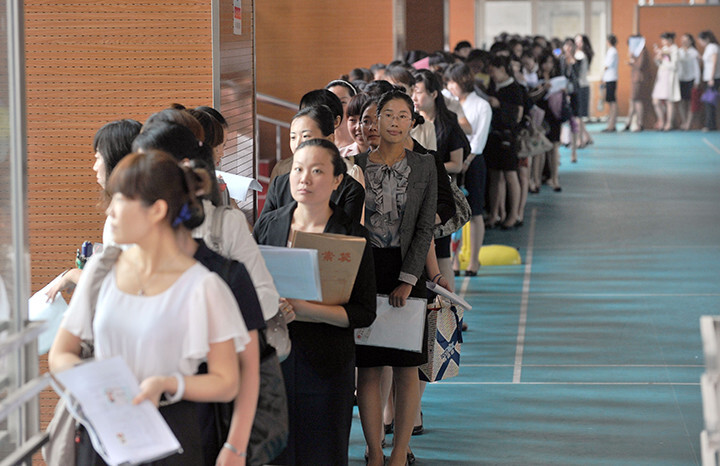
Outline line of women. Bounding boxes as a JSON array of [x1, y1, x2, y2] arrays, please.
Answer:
[[45, 83, 447, 465], [48, 108, 279, 466], [46, 30, 625, 465], [606, 30, 719, 133]]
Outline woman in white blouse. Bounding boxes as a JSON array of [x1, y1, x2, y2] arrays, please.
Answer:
[[651, 32, 681, 131], [50, 150, 249, 464]]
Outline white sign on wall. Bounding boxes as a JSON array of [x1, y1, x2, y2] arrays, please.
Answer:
[[233, 0, 242, 35]]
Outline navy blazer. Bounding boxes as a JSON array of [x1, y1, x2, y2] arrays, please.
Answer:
[[356, 149, 438, 285], [260, 171, 366, 225], [253, 201, 376, 375]]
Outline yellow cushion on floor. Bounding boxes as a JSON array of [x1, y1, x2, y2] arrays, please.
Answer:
[[456, 223, 523, 268], [479, 244, 522, 266]]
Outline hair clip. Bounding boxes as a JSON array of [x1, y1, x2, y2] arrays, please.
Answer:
[[172, 203, 193, 227]]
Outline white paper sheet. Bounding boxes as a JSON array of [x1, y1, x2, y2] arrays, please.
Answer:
[[28, 274, 69, 354], [52, 357, 181, 466], [426, 281, 472, 310], [629, 36, 646, 58], [354, 296, 426, 352], [546, 76, 568, 97], [216, 171, 262, 201], [258, 245, 322, 301]]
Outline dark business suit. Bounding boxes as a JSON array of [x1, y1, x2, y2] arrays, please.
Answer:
[[253, 202, 376, 466]]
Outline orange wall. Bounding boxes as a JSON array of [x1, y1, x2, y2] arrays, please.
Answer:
[[638, 5, 720, 49], [612, 3, 720, 118], [449, 0, 475, 51], [255, 1, 395, 105]]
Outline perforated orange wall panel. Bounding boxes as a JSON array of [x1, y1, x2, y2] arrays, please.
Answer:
[[24, 3, 216, 462]]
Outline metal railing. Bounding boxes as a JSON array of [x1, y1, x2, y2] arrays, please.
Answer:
[[255, 93, 296, 183]]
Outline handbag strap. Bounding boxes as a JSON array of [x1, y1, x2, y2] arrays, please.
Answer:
[[209, 205, 233, 252], [83, 246, 123, 345]]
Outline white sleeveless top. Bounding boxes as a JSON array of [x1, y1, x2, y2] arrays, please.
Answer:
[[62, 262, 249, 382]]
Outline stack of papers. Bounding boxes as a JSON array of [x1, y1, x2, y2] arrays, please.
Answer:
[[354, 296, 426, 352], [51, 357, 182, 466]]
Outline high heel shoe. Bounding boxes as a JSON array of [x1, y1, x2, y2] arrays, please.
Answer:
[[412, 412, 424, 435], [384, 421, 394, 435], [407, 450, 416, 464]]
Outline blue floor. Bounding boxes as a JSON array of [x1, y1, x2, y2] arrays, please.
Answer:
[[348, 127, 720, 465]]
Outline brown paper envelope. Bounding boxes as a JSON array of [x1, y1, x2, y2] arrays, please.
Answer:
[[292, 231, 366, 305]]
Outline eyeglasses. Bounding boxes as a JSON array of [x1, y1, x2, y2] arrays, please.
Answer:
[[380, 112, 411, 122], [361, 119, 377, 128]]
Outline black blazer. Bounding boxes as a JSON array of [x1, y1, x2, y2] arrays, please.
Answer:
[[260, 171, 366, 225], [253, 202, 376, 375], [409, 139, 455, 225]]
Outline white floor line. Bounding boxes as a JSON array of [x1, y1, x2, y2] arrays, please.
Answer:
[[513, 208, 537, 383], [431, 381, 700, 386], [703, 137, 720, 155], [470, 292, 720, 298], [463, 364, 704, 368], [459, 275, 470, 299]]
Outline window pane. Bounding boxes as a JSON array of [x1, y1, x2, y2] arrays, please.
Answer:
[[484, 1, 531, 47], [536, 1, 584, 42], [589, 0, 608, 79]]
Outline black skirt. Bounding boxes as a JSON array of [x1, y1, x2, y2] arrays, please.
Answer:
[[485, 132, 519, 172], [355, 247, 428, 368]]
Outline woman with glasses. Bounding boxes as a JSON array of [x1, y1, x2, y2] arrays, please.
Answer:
[[354, 90, 437, 466]]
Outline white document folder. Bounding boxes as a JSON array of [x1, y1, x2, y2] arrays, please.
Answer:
[[354, 295, 426, 352], [28, 275, 69, 354], [258, 245, 323, 301]]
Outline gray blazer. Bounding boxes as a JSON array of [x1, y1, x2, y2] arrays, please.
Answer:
[[356, 149, 438, 285]]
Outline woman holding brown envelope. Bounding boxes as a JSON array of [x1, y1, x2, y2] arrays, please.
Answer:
[[253, 138, 376, 466]]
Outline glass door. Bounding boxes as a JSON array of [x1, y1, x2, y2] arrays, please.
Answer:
[[0, 0, 46, 463]]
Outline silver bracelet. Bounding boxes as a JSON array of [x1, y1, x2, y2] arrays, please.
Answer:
[[223, 442, 247, 457]]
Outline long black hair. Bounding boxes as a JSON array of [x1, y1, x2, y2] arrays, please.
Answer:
[[133, 122, 221, 206], [412, 69, 456, 135], [93, 119, 142, 177]]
